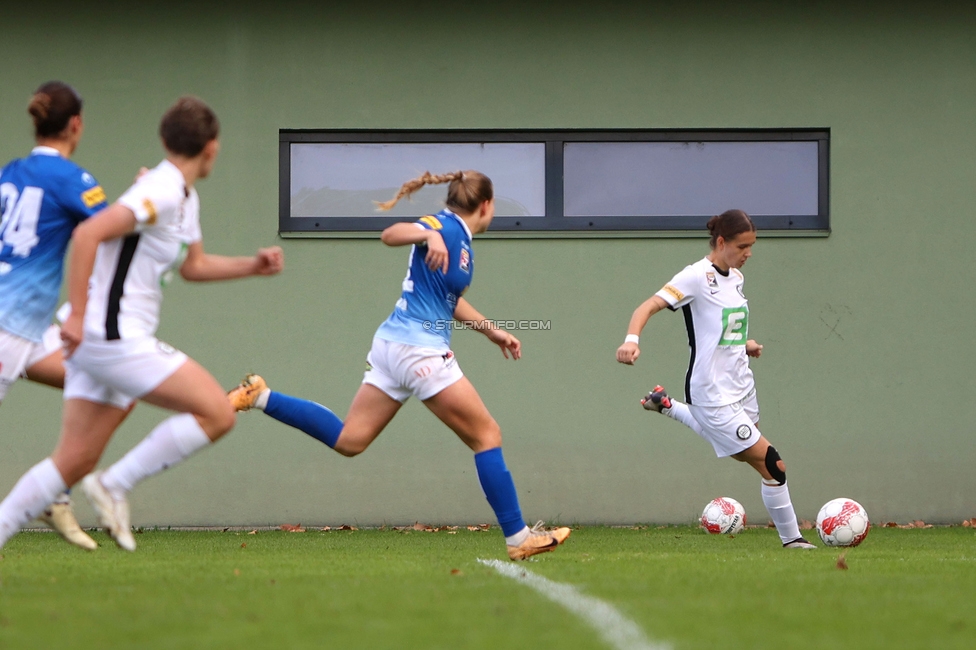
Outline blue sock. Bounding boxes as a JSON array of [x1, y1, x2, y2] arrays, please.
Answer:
[[264, 391, 344, 449], [474, 447, 525, 537]]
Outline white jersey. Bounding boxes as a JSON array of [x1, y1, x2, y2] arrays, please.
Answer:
[[655, 257, 755, 407], [84, 160, 201, 341]]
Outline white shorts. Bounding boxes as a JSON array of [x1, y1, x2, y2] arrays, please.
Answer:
[[362, 336, 464, 402], [64, 336, 188, 410], [689, 389, 761, 458], [0, 325, 62, 401]]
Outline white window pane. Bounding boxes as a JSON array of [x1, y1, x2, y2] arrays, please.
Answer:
[[291, 143, 545, 218], [564, 141, 819, 217]]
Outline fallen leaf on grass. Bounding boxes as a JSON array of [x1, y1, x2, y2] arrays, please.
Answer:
[[247, 530, 257, 535], [240, 543, 246, 548], [321, 526, 331, 531], [447, 530, 457, 534], [897, 520, 933, 529], [836, 553, 848, 570], [466, 526, 481, 531], [962, 518, 976, 528], [221, 528, 230, 532], [280, 524, 306, 533], [799, 520, 814, 530], [338, 525, 358, 531], [767, 521, 776, 528], [233, 569, 241, 576], [883, 522, 898, 528], [450, 569, 463, 576]]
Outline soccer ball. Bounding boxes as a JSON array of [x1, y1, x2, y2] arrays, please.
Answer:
[[701, 497, 746, 535], [816, 498, 870, 547]]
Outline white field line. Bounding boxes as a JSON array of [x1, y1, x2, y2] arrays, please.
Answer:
[[478, 559, 670, 650]]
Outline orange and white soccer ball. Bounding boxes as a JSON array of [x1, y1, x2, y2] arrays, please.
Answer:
[[701, 497, 746, 535], [816, 498, 870, 547]]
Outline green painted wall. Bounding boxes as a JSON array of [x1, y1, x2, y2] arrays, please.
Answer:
[[1, 1, 973, 526]]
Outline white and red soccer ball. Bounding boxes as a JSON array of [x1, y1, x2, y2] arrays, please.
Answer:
[[701, 497, 746, 535], [816, 498, 870, 547]]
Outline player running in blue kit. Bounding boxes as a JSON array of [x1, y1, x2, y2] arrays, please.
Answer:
[[229, 170, 570, 561], [0, 82, 127, 550], [616, 209, 815, 549]]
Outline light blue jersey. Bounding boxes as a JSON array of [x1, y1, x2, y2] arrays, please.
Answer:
[[0, 147, 107, 342], [374, 209, 474, 350]]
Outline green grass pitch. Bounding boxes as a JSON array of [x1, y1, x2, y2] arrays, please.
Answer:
[[0, 526, 973, 649]]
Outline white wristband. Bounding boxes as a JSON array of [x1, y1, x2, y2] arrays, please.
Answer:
[[624, 334, 640, 345]]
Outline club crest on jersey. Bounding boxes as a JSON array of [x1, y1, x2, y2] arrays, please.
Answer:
[[736, 424, 752, 440], [706, 272, 718, 289], [459, 248, 470, 273], [81, 172, 95, 186]]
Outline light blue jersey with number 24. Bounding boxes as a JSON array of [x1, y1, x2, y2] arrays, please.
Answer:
[[0, 147, 107, 342]]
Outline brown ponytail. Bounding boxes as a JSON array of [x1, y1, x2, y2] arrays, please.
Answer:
[[376, 170, 493, 214], [707, 209, 756, 248], [28, 81, 82, 139]]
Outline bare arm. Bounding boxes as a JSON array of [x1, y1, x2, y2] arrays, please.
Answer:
[[615, 295, 669, 365], [61, 204, 139, 356], [180, 242, 284, 282], [454, 297, 521, 360], [380, 223, 448, 273]]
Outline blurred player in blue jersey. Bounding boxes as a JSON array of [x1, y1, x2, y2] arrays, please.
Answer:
[[0, 82, 127, 550], [229, 170, 570, 560]]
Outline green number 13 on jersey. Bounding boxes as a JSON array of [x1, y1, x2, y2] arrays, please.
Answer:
[[719, 307, 749, 346]]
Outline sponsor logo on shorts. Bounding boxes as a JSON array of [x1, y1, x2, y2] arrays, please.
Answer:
[[157, 341, 177, 355], [736, 424, 752, 440], [414, 365, 432, 378], [81, 185, 106, 208], [442, 351, 456, 368], [662, 284, 684, 301]]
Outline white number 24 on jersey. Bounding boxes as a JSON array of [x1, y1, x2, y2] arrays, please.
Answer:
[[0, 183, 43, 258]]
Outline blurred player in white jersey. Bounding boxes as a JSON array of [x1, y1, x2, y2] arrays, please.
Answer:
[[0, 96, 284, 551], [616, 209, 815, 549], [0, 81, 123, 550]]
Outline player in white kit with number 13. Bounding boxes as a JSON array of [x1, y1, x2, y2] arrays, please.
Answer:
[[617, 209, 815, 549]]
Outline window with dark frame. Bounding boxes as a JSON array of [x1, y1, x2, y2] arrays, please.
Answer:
[[279, 129, 829, 236]]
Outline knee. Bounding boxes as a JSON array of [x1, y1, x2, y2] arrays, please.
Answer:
[[333, 428, 366, 457], [471, 418, 502, 453], [764, 445, 787, 485], [203, 402, 236, 439]]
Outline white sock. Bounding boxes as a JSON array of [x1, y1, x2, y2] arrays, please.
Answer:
[[506, 526, 530, 546], [101, 414, 211, 496], [254, 389, 270, 410], [0, 458, 67, 548], [761, 480, 802, 544], [52, 490, 72, 505], [666, 400, 704, 436]]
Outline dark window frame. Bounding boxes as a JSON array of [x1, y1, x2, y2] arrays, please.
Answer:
[[279, 129, 829, 236]]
